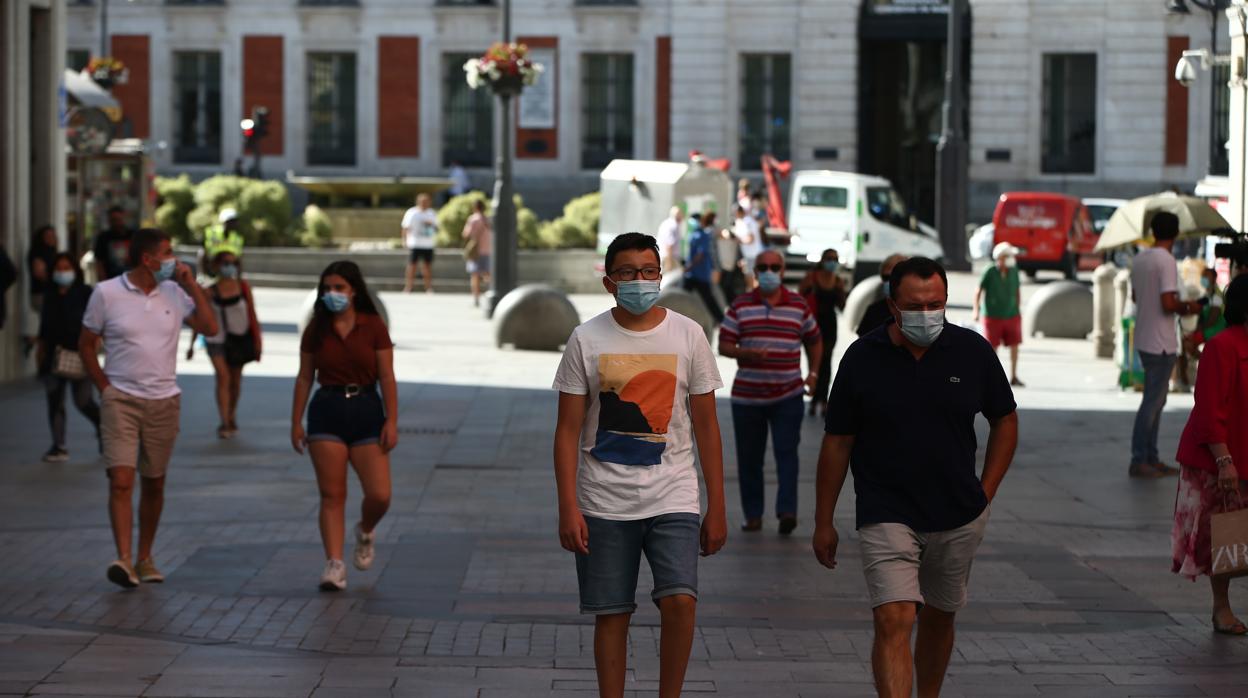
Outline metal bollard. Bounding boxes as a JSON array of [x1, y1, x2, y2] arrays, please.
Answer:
[[1091, 264, 1118, 358]]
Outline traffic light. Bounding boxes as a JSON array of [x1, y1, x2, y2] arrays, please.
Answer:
[[253, 107, 270, 140], [240, 117, 256, 151]]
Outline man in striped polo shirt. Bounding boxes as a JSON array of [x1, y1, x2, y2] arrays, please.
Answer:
[[719, 249, 823, 535]]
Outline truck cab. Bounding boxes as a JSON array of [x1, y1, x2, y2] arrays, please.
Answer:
[[782, 171, 944, 282]]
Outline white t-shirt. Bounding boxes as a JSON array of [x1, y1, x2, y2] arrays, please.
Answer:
[[656, 216, 682, 267], [82, 274, 195, 400], [402, 207, 438, 249], [552, 309, 724, 521], [733, 216, 763, 260], [1131, 246, 1179, 355]]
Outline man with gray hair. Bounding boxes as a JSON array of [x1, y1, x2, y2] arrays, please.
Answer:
[[656, 206, 684, 273]]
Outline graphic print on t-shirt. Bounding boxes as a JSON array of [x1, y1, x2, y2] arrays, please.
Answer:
[[592, 354, 678, 466]]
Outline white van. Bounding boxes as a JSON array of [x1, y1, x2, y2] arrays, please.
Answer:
[[782, 171, 944, 282]]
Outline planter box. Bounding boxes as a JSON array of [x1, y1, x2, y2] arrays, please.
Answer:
[[182, 245, 603, 293]]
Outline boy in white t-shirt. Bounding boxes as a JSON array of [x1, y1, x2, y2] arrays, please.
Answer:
[[553, 233, 728, 696], [401, 193, 438, 293]]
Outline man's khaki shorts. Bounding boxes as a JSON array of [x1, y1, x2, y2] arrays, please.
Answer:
[[100, 386, 181, 478], [858, 505, 990, 613]]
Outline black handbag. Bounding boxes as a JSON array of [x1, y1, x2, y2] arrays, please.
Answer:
[[223, 332, 257, 366]]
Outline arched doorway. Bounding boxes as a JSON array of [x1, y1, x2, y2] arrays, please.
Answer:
[[858, 0, 970, 223]]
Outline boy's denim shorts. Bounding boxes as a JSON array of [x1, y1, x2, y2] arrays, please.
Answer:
[[575, 512, 701, 615]]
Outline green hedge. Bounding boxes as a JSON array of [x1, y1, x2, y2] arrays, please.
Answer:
[[538, 192, 600, 249], [436, 192, 541, 249]]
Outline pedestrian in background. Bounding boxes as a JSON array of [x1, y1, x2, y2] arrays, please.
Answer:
[[401, 193, 438, 294], [656, 206, 684, 274], [716, 218, 743, 303], [973, 242, 1025, 387], [733, 204, 764, 288], [719, 250, 822, 535], [799, 248, 847, 417], [813, 257, 1018, 698], [1130, 212, 1203, 478], [80, 228, 219, 589], [25, 225, 58, 355], [683, 211, 724, 324], [37, 252, 99, 463], [447, 161, 471, 202], [857, 254, 907, 337], [737, 178, 753, 213], [187, 249, 262, 439], [552, 233, 727, 698], [93, 206, 134, 282], [291, 261, 398, 592], [1171, 273, 1248, 636], [462, 199, 492, 308]]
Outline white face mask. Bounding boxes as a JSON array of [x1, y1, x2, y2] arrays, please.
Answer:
[[898, 309, 946, 347]]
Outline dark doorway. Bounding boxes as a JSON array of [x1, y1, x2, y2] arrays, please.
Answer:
[[858, 1, 970, 223]]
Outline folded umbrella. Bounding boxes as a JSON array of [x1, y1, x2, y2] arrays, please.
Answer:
[[1094, 192, 1230, 252]]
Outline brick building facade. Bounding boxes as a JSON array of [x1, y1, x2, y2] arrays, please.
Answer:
[[67, 0, 1223, 220]]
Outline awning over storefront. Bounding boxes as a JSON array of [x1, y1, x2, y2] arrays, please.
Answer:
[[63, 69, 119, 110]]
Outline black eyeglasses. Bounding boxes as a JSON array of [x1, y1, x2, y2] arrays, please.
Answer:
[[755, 263, 783, 273], [610, 267, 662, 281]]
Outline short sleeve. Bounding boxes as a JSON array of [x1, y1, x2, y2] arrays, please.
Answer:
[[81, 286, 105, 334], [1159, 257, 1178, 294], [800, 300, 820, 343], [176, 284, 195, 319], [978, 266, 993, 289], [400, 208, 415, 229], [299, 325, 316, 354], [719, 302, 740, 345], [372, 317, 395, 350], [979, 340, 1017, 420], [824, 346, 862, 435], [552, 329, 589, 395], [687, 324, 723, 395]]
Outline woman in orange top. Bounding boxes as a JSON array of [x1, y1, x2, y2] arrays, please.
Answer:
[[291, 261, 398, 592], [1171, 273, 1248, 635]]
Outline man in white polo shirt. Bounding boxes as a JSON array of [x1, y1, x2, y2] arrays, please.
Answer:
[[79, 228, 218, 588]]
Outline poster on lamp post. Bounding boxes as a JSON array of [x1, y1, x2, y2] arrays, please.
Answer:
[[519, 48, 556, 129]]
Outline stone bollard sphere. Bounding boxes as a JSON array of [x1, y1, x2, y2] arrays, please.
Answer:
[[298, 289, 390, 336], [844, 275, 884, 334], [1022, 281, 1094, 339], [657, 287, 716, 342], [493, 284, 581, 351]]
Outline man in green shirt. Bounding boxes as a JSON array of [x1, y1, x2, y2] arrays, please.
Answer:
[[973, 243, 1024, 387]]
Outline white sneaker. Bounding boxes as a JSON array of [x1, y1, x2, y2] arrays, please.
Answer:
[[353, 523, 375, 571], [319, 559, 347, 591]]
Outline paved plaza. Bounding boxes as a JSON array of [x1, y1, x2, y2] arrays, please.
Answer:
[[1, 272, 1246, 697]]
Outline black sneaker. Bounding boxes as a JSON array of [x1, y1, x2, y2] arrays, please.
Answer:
[[42, 447, 69, 463], [778, 516, 798, 536]]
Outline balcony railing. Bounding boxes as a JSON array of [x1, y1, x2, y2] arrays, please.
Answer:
[[575, 0, 639, 6], [435, 0, 496, 6], [297, 0, 360, 6], [166, 1, 226, 6]]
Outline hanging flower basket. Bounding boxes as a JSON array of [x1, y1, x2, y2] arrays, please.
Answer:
[[85, 56, 129, 90], [463, 42, 543, 98]]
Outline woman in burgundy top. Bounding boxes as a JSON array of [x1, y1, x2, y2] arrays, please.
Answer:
[[1171, 273, 1248, 635], [291, 261, 398, 592]]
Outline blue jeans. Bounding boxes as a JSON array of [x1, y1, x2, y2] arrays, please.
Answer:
[[732, 394, 804, 520], [1131, 351, 1177, 466]]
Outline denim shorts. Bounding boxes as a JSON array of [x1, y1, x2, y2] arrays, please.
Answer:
[[575, 513, 701, 615], [306, 387, 385, 447]]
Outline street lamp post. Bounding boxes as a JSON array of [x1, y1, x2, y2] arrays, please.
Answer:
[[1168, 0, 1233, 175], [935, 0, 970, 271], [487, 0, 518, 317]]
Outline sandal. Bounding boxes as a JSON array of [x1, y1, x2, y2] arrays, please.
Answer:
[[217, 425, 231, 440], [1212, 616, 1248, 636]]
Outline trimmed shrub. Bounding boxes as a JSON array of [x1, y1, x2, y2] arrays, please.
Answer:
[[301, 205, 334, 247], [563, 192, 601, 238], [185, 175, 294, 246], [435, 191, 540, 249], [154, 175, 195, 242], [536, 191, 601, 249]]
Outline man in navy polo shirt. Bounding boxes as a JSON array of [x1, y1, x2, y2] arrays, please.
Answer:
[[811, 257, 1018, 698]]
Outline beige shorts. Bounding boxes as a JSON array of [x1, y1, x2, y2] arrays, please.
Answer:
[[100, 386, 181, 478], [858, 505, 990, 613]]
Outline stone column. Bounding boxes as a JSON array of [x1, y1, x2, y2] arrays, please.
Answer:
[[1228, 3, 1247, 233]]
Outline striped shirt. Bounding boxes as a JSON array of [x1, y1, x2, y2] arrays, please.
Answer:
[[719, 288, 820, 404]]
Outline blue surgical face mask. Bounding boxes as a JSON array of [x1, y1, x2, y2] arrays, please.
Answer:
[[615, 280, 661, 316], [218, 264, 239, 279], [757, 270, 782, 293], [322, 291, 351, 313], [154, 257, 176, 282], [822, 260, 840, 273], [898, 309, 945, 347], [52, 270, 75, 287]]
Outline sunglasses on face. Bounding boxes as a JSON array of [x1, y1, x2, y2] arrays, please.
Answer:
[[755, 263, 783, 273]]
